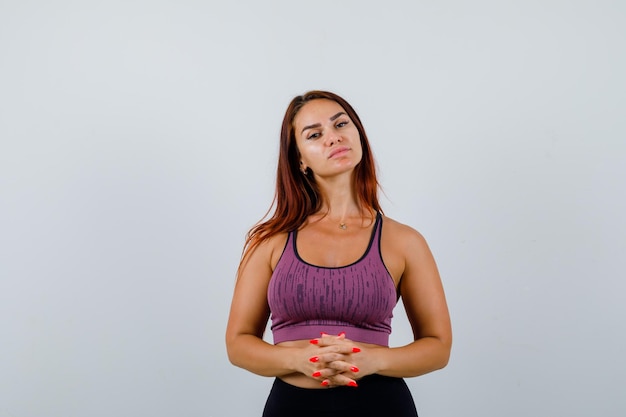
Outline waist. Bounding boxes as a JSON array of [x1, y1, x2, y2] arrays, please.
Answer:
[[272, 324, 389, 346]]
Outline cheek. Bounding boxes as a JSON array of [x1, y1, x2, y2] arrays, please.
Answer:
[[354, 136, 364, 154], [303, 141, 325, 155], [298, 145, 320, 166], [356, 147, 364, 163], [354, 140, 364, 162]]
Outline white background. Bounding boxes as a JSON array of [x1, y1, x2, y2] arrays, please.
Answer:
[[1, 1, 625, 416]]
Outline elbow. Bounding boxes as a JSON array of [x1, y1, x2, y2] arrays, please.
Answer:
[[436, 336, 452, 370], [421, 334, 451, 372], [437, 349, 451, 370], [225, 331, 261, 371], [225, 333, 242, 368], [226, 346, 237, 367]]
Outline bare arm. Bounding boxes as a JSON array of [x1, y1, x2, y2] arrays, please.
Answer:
[[372, 227, 452, 377], [225, 237, 296, 376]]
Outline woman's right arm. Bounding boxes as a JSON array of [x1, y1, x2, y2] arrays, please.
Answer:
[[225, 237, 316, 377]]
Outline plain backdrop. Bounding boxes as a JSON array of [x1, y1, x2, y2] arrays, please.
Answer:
[[1, 1, 625, 416]]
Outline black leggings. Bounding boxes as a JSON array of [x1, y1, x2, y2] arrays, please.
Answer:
[[262, 374, 419, 417]]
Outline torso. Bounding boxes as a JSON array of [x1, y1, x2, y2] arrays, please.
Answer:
[[267, 213, 411, 388]]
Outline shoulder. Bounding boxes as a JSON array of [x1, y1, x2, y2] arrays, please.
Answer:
[[379, 214, 433, 281], [381, 214, 429, 251], [267, 232, 290, 270], [241, 232, 289, 270], [237, 231, 289, 286], [246, 231, 289, 271]]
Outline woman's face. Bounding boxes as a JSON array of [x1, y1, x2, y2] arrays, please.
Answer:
[[293, 99, 362, 179]]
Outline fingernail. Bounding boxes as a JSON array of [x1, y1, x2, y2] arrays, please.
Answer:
[[321, 380, 329, 387], [338, 331, 346, 337], [352, 347, 361, 353], [309, 356, 319, 363], [348, 381, 358, 387], [350, 366, 359, 373], [312, 371, 322, 377], [320, 332, 328, 336], [309, 339, 319, 345]]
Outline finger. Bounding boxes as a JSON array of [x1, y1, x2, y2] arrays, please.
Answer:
[[314, 339, 362, 354], [310, 367, 340, 380], [312, 351, 351, 364], [325, 373, 358, 388], [326, 360, 360, 375], [316, 331, 348, 343]]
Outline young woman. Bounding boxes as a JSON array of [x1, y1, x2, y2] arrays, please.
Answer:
[[226, 91, 452, 417]]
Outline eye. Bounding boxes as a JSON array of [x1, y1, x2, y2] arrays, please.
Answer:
[[306, 132, 321, 140], [336, 120, 349, 128]]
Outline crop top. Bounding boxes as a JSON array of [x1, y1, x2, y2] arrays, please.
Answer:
[[267, 212, 397, 347]]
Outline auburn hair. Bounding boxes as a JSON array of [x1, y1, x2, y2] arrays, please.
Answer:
[[238, 91, 382, 273]]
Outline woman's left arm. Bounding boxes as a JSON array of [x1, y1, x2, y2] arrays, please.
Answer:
[[370, 226, 452, 377]]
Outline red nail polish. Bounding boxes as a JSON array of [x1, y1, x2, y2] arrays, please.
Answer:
[[338, 331, 346, 337], [312, 371, 322, 377], [350, 366, 359, 373], [309, 339, 319, 345], [348, 381, 358, 387], [321, 380, 329, 387], [309, 356, 319, 363], [352, 347, 361, 353]]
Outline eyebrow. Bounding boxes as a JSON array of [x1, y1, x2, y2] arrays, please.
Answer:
[[301, 112, 347, 134]]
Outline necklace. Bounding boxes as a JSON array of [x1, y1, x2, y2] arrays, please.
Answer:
[[339, 222, 347, 230]]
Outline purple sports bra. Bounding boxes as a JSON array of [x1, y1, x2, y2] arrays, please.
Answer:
[[267, 213, 397, 347]]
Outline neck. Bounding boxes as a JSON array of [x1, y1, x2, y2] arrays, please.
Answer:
[[316, 174, 360, 221], [314, 179, 373, 233]]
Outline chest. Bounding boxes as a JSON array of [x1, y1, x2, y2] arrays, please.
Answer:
[[294, 224, 373, 268], [268, 247, 397, 322]]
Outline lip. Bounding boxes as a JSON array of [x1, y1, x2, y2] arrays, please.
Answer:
[[328, 146, 350, 159]]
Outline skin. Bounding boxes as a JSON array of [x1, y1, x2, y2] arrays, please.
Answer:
[[226, 99, 452, 389]]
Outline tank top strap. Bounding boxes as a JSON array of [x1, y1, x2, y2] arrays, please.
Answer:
[[368, 212, 383, 256], [285, 229, 296, 255]]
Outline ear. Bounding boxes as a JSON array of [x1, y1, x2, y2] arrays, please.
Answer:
[[300, 161, 308, 174]]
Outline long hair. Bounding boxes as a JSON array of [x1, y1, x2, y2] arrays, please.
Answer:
[[238, 91, 382, 272]]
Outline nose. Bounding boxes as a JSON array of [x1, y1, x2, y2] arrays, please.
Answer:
[[327, 132, 342, 146]]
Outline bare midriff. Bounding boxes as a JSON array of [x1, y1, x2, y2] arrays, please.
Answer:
[[275, 339, 383, 389]]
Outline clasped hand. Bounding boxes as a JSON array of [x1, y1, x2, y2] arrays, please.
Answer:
[[306, 332, 363, 388]]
